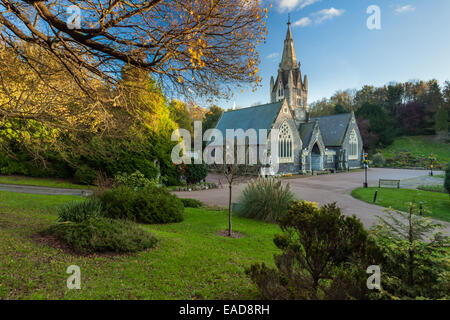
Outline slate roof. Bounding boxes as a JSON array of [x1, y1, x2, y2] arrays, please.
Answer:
[[299, 122, 315, 146], [310, 113, 352, 147], [211, 101, 283, 144]]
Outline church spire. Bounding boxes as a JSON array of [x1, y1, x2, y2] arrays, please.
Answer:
[[280, 16, 297, 70], [286, 13, 292, 39]]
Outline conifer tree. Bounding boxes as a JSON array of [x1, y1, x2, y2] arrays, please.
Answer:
[[372, 204, 450, 299]]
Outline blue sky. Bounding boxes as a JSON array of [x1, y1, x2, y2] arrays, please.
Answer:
[[215, 0, 450, 109]]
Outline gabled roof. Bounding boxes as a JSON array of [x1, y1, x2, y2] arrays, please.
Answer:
[[299, 122, 315, 147], [310, 113, 352, 146], [212, 101, 283, 143]]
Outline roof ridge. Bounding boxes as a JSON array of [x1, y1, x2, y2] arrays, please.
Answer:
[[224, 101, 282, 113]]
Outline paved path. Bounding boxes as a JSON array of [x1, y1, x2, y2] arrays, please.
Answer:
[[0, 183, 93, 197], [174, 168, 449, 233]]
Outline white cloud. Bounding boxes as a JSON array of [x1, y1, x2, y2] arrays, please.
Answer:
[[266, 52, 280, 59], [277, 0, 321, 12], [395, 5, 415, 14], [298, 0, 321, 10], [292, 17, 312, 27], [313, 7, 345, 24]]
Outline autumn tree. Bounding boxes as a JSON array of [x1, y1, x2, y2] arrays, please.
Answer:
[[0, 42, 112, 159], [0, 0, 268, 161], [308, 98, 335, 116], [0, 0, 267, 98], [330, 89, 355, 112]]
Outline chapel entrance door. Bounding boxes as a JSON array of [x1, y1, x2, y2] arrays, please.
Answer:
[[311, 143, 323, 171]]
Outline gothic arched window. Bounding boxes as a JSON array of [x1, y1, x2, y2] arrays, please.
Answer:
[[278, 122, 293, 163], [349, 129, 358, 160], [278, 85, 284, 98]]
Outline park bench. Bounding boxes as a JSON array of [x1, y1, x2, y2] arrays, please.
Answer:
[[378, 179, 400, 189]]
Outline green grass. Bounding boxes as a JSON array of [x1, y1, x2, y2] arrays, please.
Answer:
[[380, 136, 450, 164], [0, 175, 92, 190], [0, 191, 280, 299], [417, 184, 447, 193], [351, 187, 450, 222]]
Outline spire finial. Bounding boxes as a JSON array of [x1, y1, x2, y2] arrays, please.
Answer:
[[287, 13, 291, 25]]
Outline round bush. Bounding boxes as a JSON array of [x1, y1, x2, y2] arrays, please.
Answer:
[[41, 218, 157, 253], [237, 177, 294, 221], [57, 198, 103, 223], [100, 186, 184, 224], [180, 198, 203, 208], [180, 161, 208, 184], [113, 170, 157, 189]]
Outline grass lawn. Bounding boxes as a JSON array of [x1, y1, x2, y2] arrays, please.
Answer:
[[380, 136, 450, 165], [0, 175, 92, 190], [0, 191, 280, 299], [351, 187, 450, 222]]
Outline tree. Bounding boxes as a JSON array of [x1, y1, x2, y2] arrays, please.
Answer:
[[354, 85, 377, 110], [396, 102, 426, 135], [443, 81, 450, 111], [334, 104, 347, 114], [385, 83, 404, 116], [169, 100, 193, 134], [423, 80, 443, 134], [247, 201, 378, 299], [372, 205, 450, 299], [213, 163, 252, 237], [356, 117, 379, 151], [0, 43, 111, 159], [202, 105, 223, 134], [0, 0, 267, 98], [179, 160, 208, 184], [434, 105, 448, 136], [308, 98, 335, 116], [355, 103, 398, 147], [330, 90, 355, 111], [209, 141, 257, 237]]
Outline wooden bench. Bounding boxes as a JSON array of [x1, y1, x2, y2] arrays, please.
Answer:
[[378, 179, 400, 189]]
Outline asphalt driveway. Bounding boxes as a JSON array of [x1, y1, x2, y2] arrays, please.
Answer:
[[174, 168, 449, 232]]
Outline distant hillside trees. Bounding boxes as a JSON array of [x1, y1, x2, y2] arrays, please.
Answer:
[[355, 103, 398, 147], [309, 80, 449, 151], [396, 103, 426, 135]]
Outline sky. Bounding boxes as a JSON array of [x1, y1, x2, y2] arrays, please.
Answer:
[[215, 0, 450, 110]]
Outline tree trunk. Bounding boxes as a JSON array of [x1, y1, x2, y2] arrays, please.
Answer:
[[228, 183, 232, 237]]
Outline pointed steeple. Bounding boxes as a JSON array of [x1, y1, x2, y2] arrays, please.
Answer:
[[280, 16, 297, 71]]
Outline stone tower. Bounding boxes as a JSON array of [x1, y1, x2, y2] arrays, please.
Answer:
[[270, 18, 308, 121]]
